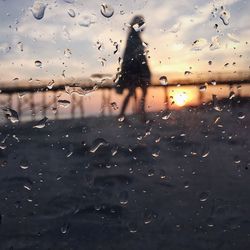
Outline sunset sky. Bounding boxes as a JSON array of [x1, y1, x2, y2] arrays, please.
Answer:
[[0, 0, 249, 85]]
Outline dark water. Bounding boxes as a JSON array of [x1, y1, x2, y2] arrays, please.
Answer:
[[0, 99, 250, 250]]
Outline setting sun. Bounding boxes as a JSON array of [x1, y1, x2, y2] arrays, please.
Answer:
[[173, 92, 188, 106], [167, 86, 201, 109]]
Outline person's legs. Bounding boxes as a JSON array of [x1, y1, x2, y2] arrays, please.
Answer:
[[133, 88, 138, 113], [119, 88, 134, 118], [139, 86, 147, 117]]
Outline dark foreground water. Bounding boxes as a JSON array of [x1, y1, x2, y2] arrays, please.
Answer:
[[0, 99, 250, 250]]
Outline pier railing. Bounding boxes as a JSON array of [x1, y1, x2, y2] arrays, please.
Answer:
[[0, 81, 248, 123]]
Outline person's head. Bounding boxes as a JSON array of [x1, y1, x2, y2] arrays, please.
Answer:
[[129, 15, 145, 33]]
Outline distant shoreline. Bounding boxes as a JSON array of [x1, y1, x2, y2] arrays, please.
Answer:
[[0, 79, 250, 94]]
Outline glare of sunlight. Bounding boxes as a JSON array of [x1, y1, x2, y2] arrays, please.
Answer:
[[173, 92, 188, 106]]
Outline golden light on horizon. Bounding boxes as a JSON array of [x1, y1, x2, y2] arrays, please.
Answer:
[[173, 92, 188, 106], [168, 86, 200, 109]]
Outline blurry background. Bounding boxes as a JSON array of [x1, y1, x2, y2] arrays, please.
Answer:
[[0, 0, 249, 87], [0, 0, 249, 122]]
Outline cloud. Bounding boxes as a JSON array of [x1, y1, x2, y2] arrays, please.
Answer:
[[0, 0, 249, 83]]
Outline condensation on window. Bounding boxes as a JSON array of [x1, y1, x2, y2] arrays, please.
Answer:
[[0, 0, 249, 249]]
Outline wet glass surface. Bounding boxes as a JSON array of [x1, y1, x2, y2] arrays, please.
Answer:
[[0, 0, 250, 249]]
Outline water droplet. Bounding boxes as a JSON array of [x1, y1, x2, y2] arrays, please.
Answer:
[[94, 204, 102, 211], [137, 135, 143, 141], [199, 192, 209, 202], [33, 117, 48, 129], [128, 222, 138, 233], [65, 85, 98, 96], [234, 156, 241, 164], [227, 33, 240, 43], [17, 41, 23, 52], [201, 151, 209, 158], [0, 144, 7, 150], [24, 185, 31, 191], [67, 9, 75, 18], [184, 71, 192, 75], [159, 76, 168, 85], [64, 48, 72, 58], [66, 144, 74, 158], [159, 169, 166, 179], [184, 181, 189, 189], [34, 60, 42, 67], [64, 0, 74, 3], [132, 16, 146, 32], [168, 22, 181, 33], [0, 42, 11, 54], [155, 137, 161, 143], [210, 36, 220, 50], [212, 95, 222, 111], [199, 84, 207, 92], [162, 112, 172, 120], [58, 99, 71, 108], [20, 160, 29, 170], [60, 223, 69, 234], [152, 151, 160, 158], [119, 191, 128, 205], [2, 108, 19, 123], [100, 4, 114, 18], [56, 175, 62, 181], [143, 210, 154, 224], [110, 102, 118, 110], [78, 15, 94, 27], [206, 217, 214, 227], [0, 160, 7, 168], [214, 106, 222, 112], [229, 91, 235, 99], [1, 135, 9, 145], [142, 41, 148, 48], [63, 25, 71, 40], [214, 116, 220, 124], [147, 169, 155, 176], [211, 80, 217, 85], [133, 22, 146, 32], [220, 10, 230, 25], [192, 38, 207, 51], [13, 135, 19, 142], [237, 112, 245, 120], [31, 1, 47, 20], [111, 146, 118, 156], [47, 79, 55, 89], [118, 116, 125, 122], [89, 138, 108, 153]]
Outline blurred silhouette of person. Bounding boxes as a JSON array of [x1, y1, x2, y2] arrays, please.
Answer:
[[116, 15, 151, 121]]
